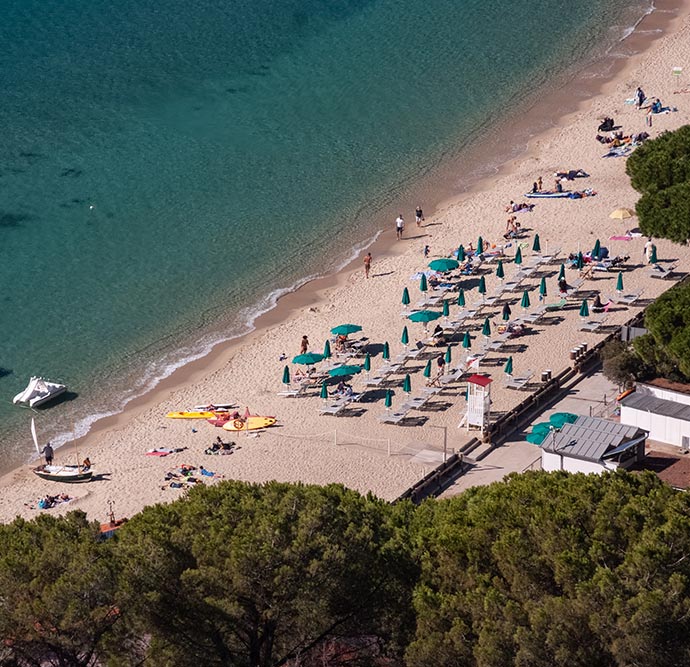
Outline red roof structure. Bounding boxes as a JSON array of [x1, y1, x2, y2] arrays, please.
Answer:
[[467, 374, 492, 387]]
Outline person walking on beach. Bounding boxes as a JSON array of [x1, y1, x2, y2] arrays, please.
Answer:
[[537, 176, 542, 191], [363, 252, 372, 278], [635, 86, 646, 109], [396, 214, 404, 240], [300, 335, 309, 354], [42, 442, 54, 466], [643, 238, 654, 263], [415, 206, 424, 227]]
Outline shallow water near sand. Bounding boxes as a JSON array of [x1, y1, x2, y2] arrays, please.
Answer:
[[0, 0, 652, 468]]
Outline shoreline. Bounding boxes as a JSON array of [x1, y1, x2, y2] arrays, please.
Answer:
[[59, 0, 683, 459], [3, 0, 690, 521]]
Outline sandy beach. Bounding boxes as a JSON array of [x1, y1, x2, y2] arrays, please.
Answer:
[[3, 1, 690, 523]]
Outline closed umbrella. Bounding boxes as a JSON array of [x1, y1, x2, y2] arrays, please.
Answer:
[[429, 258, 459, 272], [504, 356, 513, 375], [478, 276, 487, 295], [476, 236, 484, 255], [514, 246, 523, 265], [457, 289, 466, 307], [502, 303, 512, 321], [532, 234, 541, 253], [419, 273, 428, 293], [331, 324, 362, 336], [649, 244, 658, 264], [384, 389, 393, 409], [462, 331, 471, 349], [481, 317, 491, 337], [520, 290, 531, 310], [496, 260, 505, 280], [558, 263, 566, 281], [442, 300, 450, 318], [382, 341, 390, 360], [616, 271, 623, 292], [457, 245, 466, 262], [445, 345, 452, 364], [401, 326, 409, 346], [592, 239, 601, 259], [423, 359, 432, 378], [539, 276, 547, 298], [282, 365, 291, 385], [328, 364, 362, 377], [402, 287, 411, 307], [579, 299, 589, 318], [408, 310, 442, 324], [323, 340, 331, 359], [402, 374, 412, 394], [363, 352, 371, 372], [292, 352, 325, 365], [609, 208, 634, 220], [320, 382, 328, 400], [576, 252, 584, 270]]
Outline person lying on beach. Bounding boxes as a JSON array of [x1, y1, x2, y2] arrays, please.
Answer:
[[199, 466, 223, 478], [597, 117, 615, 132], [506, 201, 534, 213]]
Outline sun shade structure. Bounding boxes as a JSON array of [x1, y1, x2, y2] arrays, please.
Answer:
[[462, 331, 471, 349], [403, 374, 412, 394], [539, 277, 547, 297], [649, 245, 658, 264], [481, 317, 491, 337], [423, 359, 432, 378], [419, 273, 428, 293], [616, 272, 624, 292], [476, 236, 484, 255], [504, 356, 513, 375], [576, 252, 584, 270], [514, 246, 523, 265], [579, 299, 590, 318], [457, 289, 466, 307], [408, 310, 442, 324], [292, 352, 325, 365], [429, 258, 459, 272], [323, 340, 331, 359], [502, 303, 512, 321], [401, 326, 409, 346], [382, 341, 390, 360], [320, 382, 328, 400], [496, 260, 505, 280], [363, 353, 371, 372], [445, 346, 452, 364], [442, 300, 450, 317], [592, 239, 601, 259], [331, 324, 362, 336], [328, 365, 362, 377], [457, 245, 466, 261], [520, 290, 531, 309], [384, 389, 393, 408], [558, 263, 566, 281], [282, 366, 290, 385], [549, 412, 578, 429], [478, 276, 487, 295], [609, 208, 634, 220]]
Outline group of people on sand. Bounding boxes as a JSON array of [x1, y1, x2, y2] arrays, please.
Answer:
[[504, 216, 522, 239], [35, 493, 72, 510], [395, 205, 425, 240]]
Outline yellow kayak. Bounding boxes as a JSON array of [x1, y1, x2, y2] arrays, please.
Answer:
[[166, 411, 217, 419], [222, 416, 277, 432]]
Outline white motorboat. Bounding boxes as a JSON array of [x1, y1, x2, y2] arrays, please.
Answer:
[[13, 376, 67, 407]]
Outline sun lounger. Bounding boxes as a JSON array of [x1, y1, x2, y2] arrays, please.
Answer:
[[378, 410, 409, 425], [649, 263, 678, 280], [439, 367, 467, 385], [540, 247, 562, 264], [505, 371, 534, 390], [518, 304, 548, 324], [545, 298, 567, 312], [563, 278, 584, 297], [579, 315, 609, 332], [319, 392, 363, 416], [485, 332, 511, 352], [607, 290, 644, 306]]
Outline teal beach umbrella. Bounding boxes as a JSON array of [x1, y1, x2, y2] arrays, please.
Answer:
[[382, 341, 390, 360], [419, 273, 428, 293], [649, 244, 658, 264], [328, 364, 362, 377], [579, 299, 589, 318], [520, 290, 531, 309], [320, 382, 328, 400], [402, 287, 410, 307], [616, 272, 623, 292], [331, 324, 362, 336], [462, 331, 471, 349], [457, 289, 466, 307], [403, 373, 412, 394], [478, 276, 487, 295], [292, 352, 325, 365], [592, 239, 601, 259], [384, 389, 393, 409], [282, 365, 291, 385], [481, 317, 491, 337], [401, 326, 409, 346], [558, 263, 566, 281], [496, 260, 505, 280], [323, 340, 331, 359], [429, 258, 459, 272], [576, 252, 584, 270], [408, 310, 442, 324], [502, 303, 512, 321], [504, 356, 513, 375], [532, 234, 541, 253], [445, 345, 452, 364], [363, 352, 371, 372], [550, 412, 578, 428], [442, 300, 450, 318], [539, 276, 547, 298], [532, 422, 554, 435], [423, 359, 432, 378], [476, 236, 484, 255], [526, 431, 548, 445], [457, 245, 466, 261], [514, 246, 523, 265]]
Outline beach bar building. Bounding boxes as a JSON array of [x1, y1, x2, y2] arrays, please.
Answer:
[[620, 380, 690, 452], [541, 416, 647, 474]]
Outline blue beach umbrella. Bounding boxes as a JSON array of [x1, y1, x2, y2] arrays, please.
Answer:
[[292, 352, 325, 365], [328, 364, 362, 378], [323, 340, 331, 359], [457, 289, 466, 308], [403, 374, 412, 394], [462, 331, 471, 349], [382, 341, 390, 360], [532, 234, 541, 253], [331, 324, 362, 336], [496, 260, 505, 280], [429, 258, 459, 272], [401, 326, 409, 346], [282, 365, 291, 385], [402, 287, 411, 307], [423, 359, 432, 378], [514, 246, 523, 265]]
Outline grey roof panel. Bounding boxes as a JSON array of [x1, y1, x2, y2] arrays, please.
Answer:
[[622, 392, 690, 422]]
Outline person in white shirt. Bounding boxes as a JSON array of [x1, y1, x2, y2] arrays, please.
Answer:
[[396, 214, 404, 240]]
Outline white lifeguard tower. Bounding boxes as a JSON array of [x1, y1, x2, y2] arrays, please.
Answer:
[[462, 374, 492, 433]]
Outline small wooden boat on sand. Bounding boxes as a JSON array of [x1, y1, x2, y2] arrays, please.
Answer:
[[32, 464, 93, 483]]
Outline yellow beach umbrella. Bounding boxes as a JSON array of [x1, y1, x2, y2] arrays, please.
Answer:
[[609, 208, 635, 220]]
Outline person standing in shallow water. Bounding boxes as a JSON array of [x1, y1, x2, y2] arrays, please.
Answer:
[[363, 252, 372, 278], [300, 335, 309, 354], [42, 442, 54, 465], [396, 214, 404, 240]]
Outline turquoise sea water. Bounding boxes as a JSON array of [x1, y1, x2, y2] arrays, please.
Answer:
[[0, 0, 651, 467]]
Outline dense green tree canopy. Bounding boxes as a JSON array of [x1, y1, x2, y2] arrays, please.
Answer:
[[626, 124, 690, 243], [406, 471, 690, 667]]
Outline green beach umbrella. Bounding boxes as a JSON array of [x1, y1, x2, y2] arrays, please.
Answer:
[[457, 245, 466, 262], [502, 303, 512, 321], [476, 236, 484, 255], [504, 356, 513, 375], [520, 290, 531, 310], [363, 352, 371, 372], [579, 299, 590, 318], [408, 310, 442, 324], [457, 289, 466, 308], [478, 276, 487, 295], [401, 326, 409, 346], [402, 287, 411, 307], [445, 345, 452, 364], [462, 331, 471, 349], [616, 271, 624, 292], [328, 364, 362, 378], [282, 365, 291, 385], [592, 239, 601, 259], [429, 258, 459, 272], [382, 341, 390, 360], [331, 323, 362, 336], [323, 340, 331, 359], [292, 352, 325, 365], [558, 263, 566, 281], [320, 382, 328, 400], [550, 412, 578, 428], [419, 273, 428, 293], [539, 276, 547, 298], [532, 422, 554, 435], [403, 373, 412, 394], [526, 431, 548, 445], [496, 259, 505, 280], [423, 359, 432, 378], [481, 317, 491, 337], [649, 244, 658, 264], [576, 252, 584, 270], [514, 246, 523, 265], [532, 234, 541, 253], [384, 389, 393, 409], [442, 300, 450, 318]]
